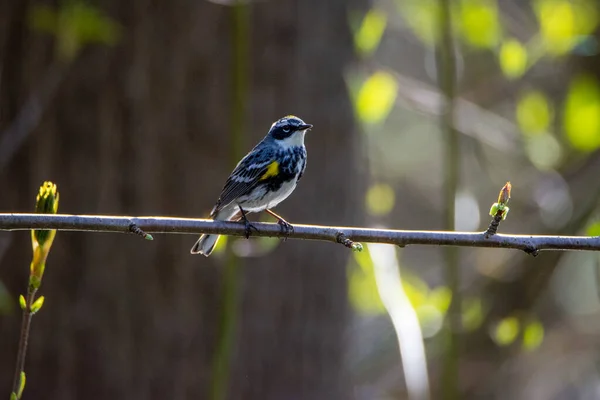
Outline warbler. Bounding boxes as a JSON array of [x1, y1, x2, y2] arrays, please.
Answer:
[[191, 115, 312, 256]]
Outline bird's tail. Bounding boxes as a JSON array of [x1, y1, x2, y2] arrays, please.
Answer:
[[190, 207, 240, 257], [190, 233, 220, 256]]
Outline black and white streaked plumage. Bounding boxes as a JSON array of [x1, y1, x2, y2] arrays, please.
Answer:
[[191, 115, 312, 256]]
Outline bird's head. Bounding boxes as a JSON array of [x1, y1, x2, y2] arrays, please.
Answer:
[[267, 115, 312, 147]]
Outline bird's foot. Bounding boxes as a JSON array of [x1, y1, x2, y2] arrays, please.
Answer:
[[276, 218, 294, 241], [243, 220, 259, 239], [238, 206, 258, 239]]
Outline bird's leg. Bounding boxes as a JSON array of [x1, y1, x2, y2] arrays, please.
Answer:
[[265, 209, 294, 239], [238, 205, 258, 239]]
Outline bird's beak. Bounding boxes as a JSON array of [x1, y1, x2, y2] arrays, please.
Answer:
[[299, 124, 313, 131]]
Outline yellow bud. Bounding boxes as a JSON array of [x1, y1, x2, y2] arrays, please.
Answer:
[[30, 181, 59, 286], [31, 181, 59, 250]]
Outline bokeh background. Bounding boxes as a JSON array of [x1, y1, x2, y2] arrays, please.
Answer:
[[2, 0, 600, 399]]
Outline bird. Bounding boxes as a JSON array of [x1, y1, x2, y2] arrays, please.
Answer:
[[191, 115, 312, 256]]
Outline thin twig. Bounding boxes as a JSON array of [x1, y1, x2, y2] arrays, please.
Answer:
[[11, 285, 37, 397], [485, 212, 504, 238], [128, 221, 153, 240], [1, 214, 600, 254]]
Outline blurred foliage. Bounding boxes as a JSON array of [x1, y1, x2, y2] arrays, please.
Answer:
[[461, 297, 484, 332], [456, 0, 500, 49], [29, 1, 121, 61], [354, 71, 398, 125], [522, 319, 545, 351], [516, 90, 553, 136], [348, 246, 451, 338], [396, 0, 440, 45], [365, 183, 396, 216], [0, 280, 13, 315], [564, 74, 600, 151], [353, 9, 387, 58], [534, 0, 598, 55], [499, 39, 528, 79], [586, 221, 600, 236], [492, 316, 520, 346]]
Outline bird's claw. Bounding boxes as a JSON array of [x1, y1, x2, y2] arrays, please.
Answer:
[[243, 219, 259, 239], [277, 219, 294, 241]]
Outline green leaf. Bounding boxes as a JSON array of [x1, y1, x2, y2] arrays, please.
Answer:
[[499, 39, 528, 79], [492, 316, 520, 346], [564, 74, 600, 151], [522, 319, 544, 351], [31, 296, 45, 314], [457, 0, 501, 49], [19, 295, 26, 311], [11, 392, 17, 400], [353, 9, 387, 57], [365, 183, 396, 216], [355, 71, 398, 124], [516, 90, 552, 136]]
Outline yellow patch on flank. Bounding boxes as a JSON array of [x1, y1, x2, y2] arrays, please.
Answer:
[[260, 161, 279, 180]]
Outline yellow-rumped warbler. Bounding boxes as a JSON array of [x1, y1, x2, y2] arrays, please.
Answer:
[[191, 115, 312, 256]]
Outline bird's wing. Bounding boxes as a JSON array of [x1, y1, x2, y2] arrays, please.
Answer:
[[212, 147, 277, 215]]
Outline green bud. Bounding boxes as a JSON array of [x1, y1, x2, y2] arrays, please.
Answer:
[[10, 392, 17, 400], [352, 243, 364, 252], [501, 206, 510, 220], [19, 295, 26, 311], [31, 296, 45, 314], [32, 181, 59, 248], [489, 203, 499, 217], [28, 273, 42, 290], [30, 182, 59, 286]]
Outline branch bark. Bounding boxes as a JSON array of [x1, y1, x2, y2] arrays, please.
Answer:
[[1, 213, 600, 254]]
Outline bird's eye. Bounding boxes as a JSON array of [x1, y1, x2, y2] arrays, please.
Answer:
[[282, 126, 291, 133]]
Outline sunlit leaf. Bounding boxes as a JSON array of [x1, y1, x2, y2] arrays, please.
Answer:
[[396, 0, 440, 45], [535, 0, 599, 55], [212, 235, 228, 255], [353, 9, 387, 57], [428, 286, 452, 314], [492, 316, 520, 346], [366, 183, 396, 216], [522, 319, 545, 350], [499, 39, 528, 79], [516, 90, 552, 136], [564, 75, 600, 151], [457, 0, 501, 49], [586, 222, 600, 236], [348, 247, 385, 314], [401, 274, 429, 309], [462, 297, 484, 332], [355, 71, 398, 124]]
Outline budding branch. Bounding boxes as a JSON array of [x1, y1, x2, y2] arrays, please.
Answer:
[[1, 213, 600, 255]]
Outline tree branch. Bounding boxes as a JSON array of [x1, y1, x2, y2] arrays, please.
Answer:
[[1, 213, 600, 254]]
